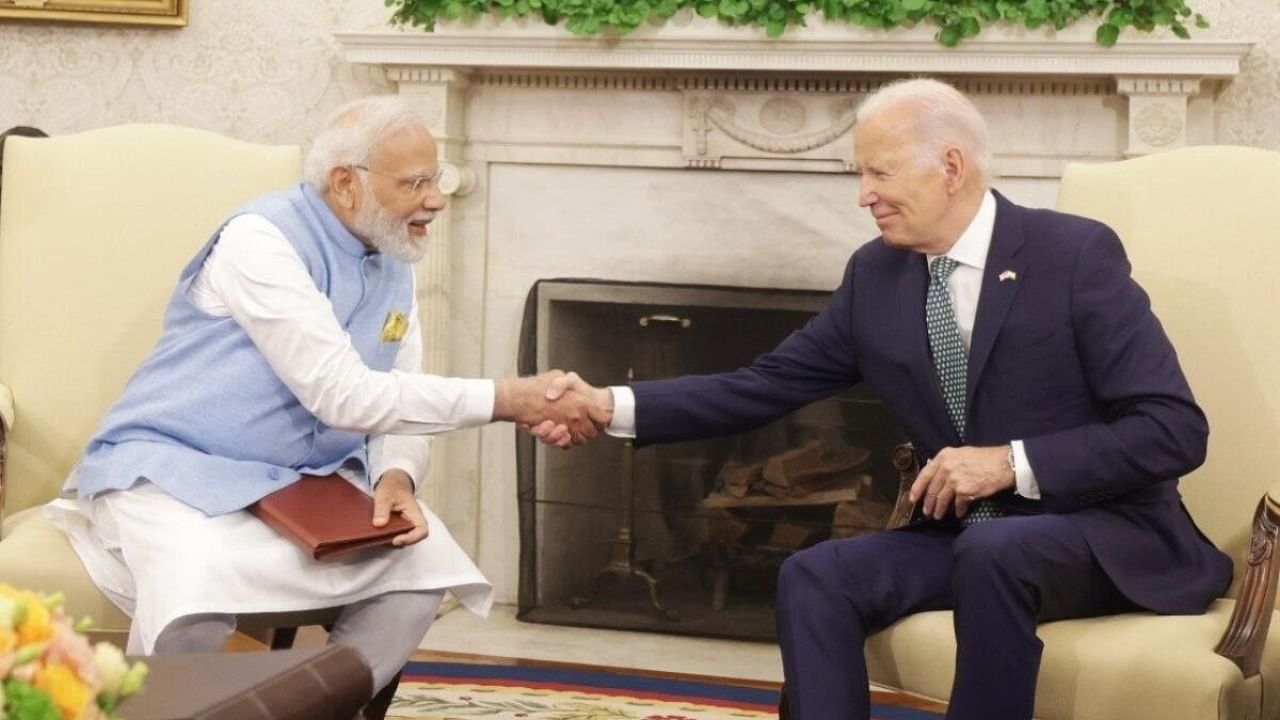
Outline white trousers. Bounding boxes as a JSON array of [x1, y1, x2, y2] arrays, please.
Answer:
[[140, 590, 445, 691]]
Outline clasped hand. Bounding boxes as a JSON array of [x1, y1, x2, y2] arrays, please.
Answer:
[[498, 371, 613, 448]]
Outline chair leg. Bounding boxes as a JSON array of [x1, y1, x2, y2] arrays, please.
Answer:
[[269, 626, 298, 650], [361, 670, 401, 720]]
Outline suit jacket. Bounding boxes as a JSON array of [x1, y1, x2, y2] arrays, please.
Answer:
[[632, 191, 1231, 614]]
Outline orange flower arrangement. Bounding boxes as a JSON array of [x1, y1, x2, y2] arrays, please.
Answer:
[[0, 584, 147, 720]]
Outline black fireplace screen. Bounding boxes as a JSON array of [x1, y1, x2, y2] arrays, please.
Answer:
[[515, 279, 905, 640]]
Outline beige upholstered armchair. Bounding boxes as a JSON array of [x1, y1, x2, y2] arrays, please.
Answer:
[[0, 124, 341, 645], [863, 146, 1280, 719]]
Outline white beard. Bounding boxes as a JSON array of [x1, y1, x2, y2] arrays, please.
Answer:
[[353, 197, 430, 264]]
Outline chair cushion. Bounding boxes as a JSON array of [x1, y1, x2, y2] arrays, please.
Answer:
[[0, 506, 131, 632], [866, 602, 1280, 720], [0, 506, 346, 641]]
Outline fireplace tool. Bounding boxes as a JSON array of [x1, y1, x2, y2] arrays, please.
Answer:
[[570, 313, 691, 621]]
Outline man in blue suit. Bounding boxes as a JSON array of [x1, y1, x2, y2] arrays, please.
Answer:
[[538, 78, 1230, 720]]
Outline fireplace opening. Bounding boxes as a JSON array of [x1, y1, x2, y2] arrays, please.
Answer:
[[515, 279, 906, 640]]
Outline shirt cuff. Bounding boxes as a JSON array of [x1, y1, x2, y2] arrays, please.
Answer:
[[1012, 440, 1040, 499], [606, 385, 637, 438], [461, 378, 497, 427]]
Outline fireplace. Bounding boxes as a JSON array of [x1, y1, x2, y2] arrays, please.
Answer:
[[514, 279, 905, 639]]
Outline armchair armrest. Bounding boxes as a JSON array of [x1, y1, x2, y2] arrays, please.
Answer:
[[886, 443, 921, 530], [0, 382, 10, 535], [0, 410, 7, 537], [0, 382, 12, 434], [1215, 483, 1280, 677]]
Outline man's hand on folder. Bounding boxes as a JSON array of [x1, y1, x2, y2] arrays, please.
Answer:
[[373, 470, 429, 547]]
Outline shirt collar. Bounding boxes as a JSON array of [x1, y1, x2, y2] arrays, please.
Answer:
[[929, 190, 996, 271]]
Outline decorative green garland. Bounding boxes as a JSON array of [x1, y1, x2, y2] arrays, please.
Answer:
[[385, 0, 1207, 46]]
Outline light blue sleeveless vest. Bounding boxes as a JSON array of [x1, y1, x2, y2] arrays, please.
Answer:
[[73, 184, 413, 515]]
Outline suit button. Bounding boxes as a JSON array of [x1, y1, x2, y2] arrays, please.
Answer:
[[268, 468, 281, 480]]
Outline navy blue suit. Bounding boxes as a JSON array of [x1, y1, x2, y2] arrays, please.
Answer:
[[631, 193, 1231, 719]]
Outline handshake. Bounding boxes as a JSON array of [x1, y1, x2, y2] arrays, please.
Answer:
[[494, 371, 613, 449]]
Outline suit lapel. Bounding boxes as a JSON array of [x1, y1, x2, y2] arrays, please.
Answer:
[[966, 192, 1028, 410]]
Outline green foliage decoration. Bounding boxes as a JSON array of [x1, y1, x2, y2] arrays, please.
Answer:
[[385, 0, 1207, 46]]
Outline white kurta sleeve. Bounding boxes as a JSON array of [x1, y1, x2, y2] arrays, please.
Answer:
[[192, 213, 495, 437]]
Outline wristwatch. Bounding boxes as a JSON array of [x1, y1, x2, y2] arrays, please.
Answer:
[[1006, 444, 1017, 478]]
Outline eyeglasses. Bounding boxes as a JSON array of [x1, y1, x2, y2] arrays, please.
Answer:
[[352, 164, 443, 197]]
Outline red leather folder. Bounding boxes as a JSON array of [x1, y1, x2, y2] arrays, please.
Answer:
[[248, 474, 414, 560]]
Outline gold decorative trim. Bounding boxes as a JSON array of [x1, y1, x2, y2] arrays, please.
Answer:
[[0, 0, 187, 27]]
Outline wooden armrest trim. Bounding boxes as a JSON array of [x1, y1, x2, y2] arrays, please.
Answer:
[[1214, 492, 1280, 677], [885, 443, 920, 530]]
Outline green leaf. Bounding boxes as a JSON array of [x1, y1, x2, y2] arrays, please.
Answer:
[[3, 680, 61, 720], [938, 23, 962, 46], [1096, 22, 1120, 46], [1106, 7, 1132, 25], [383, 0, 1205, 46]]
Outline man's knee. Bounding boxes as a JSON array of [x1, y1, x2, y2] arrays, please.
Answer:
[[952, 522, 1019, 570], [152, 613, 237, 654], [951, 519, 1060, 595], [779, 538, 863, 597], [778, 543, 831, 597], [952, 517, 1079, 577], [778, 535, 894, 605]]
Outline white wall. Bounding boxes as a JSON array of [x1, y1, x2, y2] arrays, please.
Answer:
[[0, 1, 393, 145], [1, 0, 1276, 150]]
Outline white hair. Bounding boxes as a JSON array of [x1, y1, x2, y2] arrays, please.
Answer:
[[303, 95, 425, 192], [856, 78, 992, 187]]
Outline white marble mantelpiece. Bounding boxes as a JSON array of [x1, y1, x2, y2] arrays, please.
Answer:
[[338, 20, 1253, 174], [335, 20, 1252, 604], [337, 23, 1249, 78]]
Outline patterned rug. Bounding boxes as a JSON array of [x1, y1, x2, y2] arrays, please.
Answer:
[[390, 661, 946, 719]]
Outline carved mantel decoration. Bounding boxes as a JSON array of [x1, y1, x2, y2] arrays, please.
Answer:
[[337, 23, 1251, 159]]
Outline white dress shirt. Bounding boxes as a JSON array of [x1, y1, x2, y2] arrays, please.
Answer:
[[188, 213, 496, 486], [607, 190, 1040, 499]]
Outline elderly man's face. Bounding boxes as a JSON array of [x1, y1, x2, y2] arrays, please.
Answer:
[[353, 124, 447, 263], [854, 106, 953, 254]]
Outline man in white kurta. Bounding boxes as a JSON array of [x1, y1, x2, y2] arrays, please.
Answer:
[[46, 96, 603, 720]]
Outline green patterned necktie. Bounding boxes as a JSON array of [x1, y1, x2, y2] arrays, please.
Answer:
[[925, 256, 1002, 525]]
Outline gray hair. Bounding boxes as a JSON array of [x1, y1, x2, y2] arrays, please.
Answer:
[[856, 78, 992, 187], [303, 95, 425, 192]]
